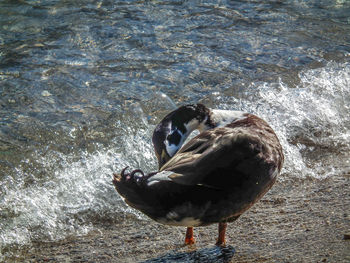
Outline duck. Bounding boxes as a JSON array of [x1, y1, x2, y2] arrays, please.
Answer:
[[113, 103, 284, 246]]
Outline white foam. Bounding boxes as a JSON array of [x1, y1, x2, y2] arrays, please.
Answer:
[[0, 127, 156, 257], [1, 62, 349, 258], [217, 61, 350, 179]]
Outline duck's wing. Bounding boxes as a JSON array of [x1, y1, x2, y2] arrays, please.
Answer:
[[157, 127, 272, 187]]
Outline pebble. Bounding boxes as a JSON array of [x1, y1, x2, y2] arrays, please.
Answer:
[[41, 90, 52, 97]]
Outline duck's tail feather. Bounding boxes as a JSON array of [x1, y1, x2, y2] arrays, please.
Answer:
[[112, 167, 157, 213]]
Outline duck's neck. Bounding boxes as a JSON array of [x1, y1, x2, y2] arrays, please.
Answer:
[[152, 104, 207, 167], [152, 104, 247, 168]]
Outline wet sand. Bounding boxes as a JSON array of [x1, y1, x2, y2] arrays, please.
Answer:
[[6, 174, 350, 263]]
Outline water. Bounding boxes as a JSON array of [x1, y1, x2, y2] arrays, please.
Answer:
[[0, 0, 350, 259]]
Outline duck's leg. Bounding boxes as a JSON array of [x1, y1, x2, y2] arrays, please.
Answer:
[[185, 227, 195, 245], [216, 222, 227, 246]]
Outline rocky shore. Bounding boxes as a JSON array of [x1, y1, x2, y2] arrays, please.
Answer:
[[5, 174, 350, 263]]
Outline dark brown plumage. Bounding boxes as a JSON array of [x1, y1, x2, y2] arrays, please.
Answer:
[[113, 104, 284, 245]]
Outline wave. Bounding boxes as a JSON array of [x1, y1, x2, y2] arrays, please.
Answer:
[[217, 61, 350, 178], [1, 62, 349, 258]]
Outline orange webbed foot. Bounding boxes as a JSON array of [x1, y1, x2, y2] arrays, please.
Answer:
[[215, 222, 227, 246], [185, 227, 195, 245]]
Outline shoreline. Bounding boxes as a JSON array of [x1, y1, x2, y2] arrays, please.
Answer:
[[5, 174, 350, 263]]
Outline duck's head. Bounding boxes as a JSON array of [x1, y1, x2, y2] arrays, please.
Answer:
[[152, 104, 211, 168]]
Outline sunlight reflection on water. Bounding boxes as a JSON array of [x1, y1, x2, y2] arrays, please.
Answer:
[[0, 0, 349, 257]]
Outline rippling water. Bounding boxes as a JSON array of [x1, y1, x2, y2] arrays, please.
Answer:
[[1, 0, 350, 259]]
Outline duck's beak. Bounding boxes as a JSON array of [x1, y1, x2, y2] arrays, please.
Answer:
[[154, 147, 171, 169], [159, 149, 171, 168]]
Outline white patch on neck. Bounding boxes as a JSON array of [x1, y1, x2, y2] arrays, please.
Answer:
[[165, 139, 180, 157], [184, 118, 200, 133], [165, 119, 200, 158], [163, 121, 179, 157], [208, 109, 247, 129]]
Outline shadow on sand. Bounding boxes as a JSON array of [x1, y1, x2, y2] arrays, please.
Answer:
[[142, 245, 235, 263]]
